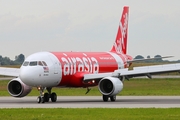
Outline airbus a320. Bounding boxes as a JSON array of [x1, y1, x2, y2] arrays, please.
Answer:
[[0, 6, 180, 103]]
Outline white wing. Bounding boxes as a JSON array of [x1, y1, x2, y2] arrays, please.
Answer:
[[0, 67, 20, 77], [84, 63, 180, 81]]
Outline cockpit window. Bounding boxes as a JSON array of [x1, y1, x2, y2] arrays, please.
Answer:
[[23, 61, 47, 66], [29, 61, 38, 66], [38, 61, 43, 66], [42, 61, 47, 66], [23, 61, 29, 66]]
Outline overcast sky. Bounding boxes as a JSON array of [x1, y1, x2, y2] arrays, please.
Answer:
[[0, 0, 180, 60]]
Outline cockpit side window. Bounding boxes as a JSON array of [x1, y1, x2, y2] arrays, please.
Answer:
[[42, 61, 47, 66], [29, 61, 38, 66], [38, 61, 43, 66], [23, 61, 29, 66]]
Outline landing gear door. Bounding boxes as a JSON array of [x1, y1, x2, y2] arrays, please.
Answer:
[[48, 55, 61, 75], [53, 61, 59, 74]]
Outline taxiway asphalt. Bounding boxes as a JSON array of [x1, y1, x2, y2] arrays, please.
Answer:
[[0, 96, 180, 108]]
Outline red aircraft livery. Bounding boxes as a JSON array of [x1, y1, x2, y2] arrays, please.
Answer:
[[0, 6, 180, 103], [51, 6, 131, 88]]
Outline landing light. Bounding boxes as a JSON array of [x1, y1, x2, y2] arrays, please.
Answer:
[[86, 80, 96, 85], [92, 80, 95, 83], [37, 87, 41, 91]]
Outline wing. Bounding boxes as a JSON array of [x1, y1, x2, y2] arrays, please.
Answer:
[[83, 63, 180, 82], [0, 67, 20, 77]]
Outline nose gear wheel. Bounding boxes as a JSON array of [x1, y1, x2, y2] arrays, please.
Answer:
[[37, 87, 57, 103]]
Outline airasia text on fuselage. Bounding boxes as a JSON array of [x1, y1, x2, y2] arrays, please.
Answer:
[[61, 53, 99, 76]]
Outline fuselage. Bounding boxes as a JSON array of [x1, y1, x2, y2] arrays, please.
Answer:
[[19, 51, 133, 88]]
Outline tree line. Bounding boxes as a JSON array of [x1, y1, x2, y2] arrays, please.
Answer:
[[0, 54, 25, 65]]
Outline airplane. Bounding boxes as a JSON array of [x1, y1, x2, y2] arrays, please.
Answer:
[[0, 6, 180, 103]]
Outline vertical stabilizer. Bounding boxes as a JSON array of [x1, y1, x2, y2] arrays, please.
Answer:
[[110, 6, 129, 54]]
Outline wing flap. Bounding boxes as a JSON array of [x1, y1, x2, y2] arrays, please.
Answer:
[[0, 67, 20, 77]]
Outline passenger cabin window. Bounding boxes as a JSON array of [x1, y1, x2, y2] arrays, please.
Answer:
[[23, 61, 29, 66], [29, 61, 38, 66]]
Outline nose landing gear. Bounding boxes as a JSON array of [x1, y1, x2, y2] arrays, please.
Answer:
[[37, 87, 57, 103]]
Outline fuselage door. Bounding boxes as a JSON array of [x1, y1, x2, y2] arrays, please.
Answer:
[[48, 55, 61, 75]]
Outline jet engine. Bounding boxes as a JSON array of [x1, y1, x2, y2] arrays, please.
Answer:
[[98, 77, 123, 96], [7, 77, 32, 97]]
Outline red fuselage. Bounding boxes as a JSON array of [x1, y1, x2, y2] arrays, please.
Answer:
[[52, 52, 132, 87]]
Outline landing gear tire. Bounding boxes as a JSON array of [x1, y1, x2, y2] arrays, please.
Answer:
[[37, 96, 41, 103], [37, 96, 45, 103], [41, 97, 45, 103], [110, 96, 116, 102], [51, 92, 57, 102], [44, 93, 50, 102], [103, 95, 109, 102]]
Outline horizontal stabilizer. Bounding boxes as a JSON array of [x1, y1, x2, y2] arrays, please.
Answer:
[[127, 56, 173, 63]]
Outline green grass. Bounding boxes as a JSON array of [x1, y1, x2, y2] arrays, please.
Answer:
[[1, 78, 180, 96], [0, 108, 180, 120], [121, 78, 180, 95]]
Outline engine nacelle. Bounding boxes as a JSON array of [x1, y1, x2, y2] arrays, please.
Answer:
[[98, 77, 123, 96], [7, 77, 32, 97]]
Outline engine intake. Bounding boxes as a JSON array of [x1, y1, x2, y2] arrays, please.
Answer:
[[98, 77, 123, 96], [7, 78, 32, 97]]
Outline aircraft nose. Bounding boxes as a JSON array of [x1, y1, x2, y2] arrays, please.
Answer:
[[19, 67, 35, 86]]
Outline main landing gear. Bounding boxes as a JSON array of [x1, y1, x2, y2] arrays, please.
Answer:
[[37, 87, 57, 103], [102, 95, 116, 102]]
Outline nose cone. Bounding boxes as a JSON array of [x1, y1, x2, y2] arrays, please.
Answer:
[[19, 67, 35, 86]]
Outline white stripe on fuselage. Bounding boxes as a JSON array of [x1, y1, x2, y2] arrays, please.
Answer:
[[107, 52, 124, 69]]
